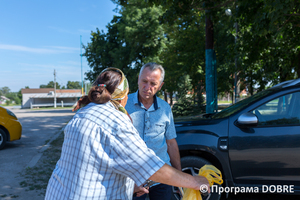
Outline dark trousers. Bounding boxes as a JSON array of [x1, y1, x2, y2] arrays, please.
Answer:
[[133, 184, 172, 200]]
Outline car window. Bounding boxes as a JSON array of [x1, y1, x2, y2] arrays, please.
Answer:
[[252, 92, 300, 126], [212, 89, 274, 119]]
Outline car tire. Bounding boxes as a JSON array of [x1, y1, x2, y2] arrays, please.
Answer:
[[171, 156, 222, 200], [0, 129, 7, 150]]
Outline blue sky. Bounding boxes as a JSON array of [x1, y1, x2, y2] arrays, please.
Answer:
[[0, 0, 118, 92]]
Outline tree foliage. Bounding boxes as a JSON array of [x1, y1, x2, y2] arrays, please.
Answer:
[[83, 0, 299, 116], [235, 0, 300, 92], [6, 92, 21, 105], [84, 1, 166, 92], [40, 81, 61, 89], [147, 0, 300, 93], [0, 86, 11, 96], [0, 87, 21, 105], [67, 81, 81, 89]]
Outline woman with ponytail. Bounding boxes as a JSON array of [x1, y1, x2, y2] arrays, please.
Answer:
[[73, 68, 130, 119], [45, 68, 210, 200]]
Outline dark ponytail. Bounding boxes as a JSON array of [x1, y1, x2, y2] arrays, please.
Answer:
[[72, 69, 122, 112]]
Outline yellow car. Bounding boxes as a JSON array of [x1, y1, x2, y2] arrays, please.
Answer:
[[0, 106, 22, 150]]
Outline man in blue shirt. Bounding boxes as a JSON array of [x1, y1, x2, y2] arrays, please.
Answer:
[[126, 62, 181, 200]]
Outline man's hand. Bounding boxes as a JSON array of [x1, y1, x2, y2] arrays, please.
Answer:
[[193, 176, 210, 193], [134, 184, 149, 197]]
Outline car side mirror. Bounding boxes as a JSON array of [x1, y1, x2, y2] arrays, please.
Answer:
[[235, 112, 258, 128]]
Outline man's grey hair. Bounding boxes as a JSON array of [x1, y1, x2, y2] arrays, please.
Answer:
[[139, 62, 165, 84]]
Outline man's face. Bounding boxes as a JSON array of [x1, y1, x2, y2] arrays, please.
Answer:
[[138, 67, 164, 101]]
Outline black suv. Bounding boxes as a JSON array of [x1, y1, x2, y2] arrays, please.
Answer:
[[173, 79, 300, 200]]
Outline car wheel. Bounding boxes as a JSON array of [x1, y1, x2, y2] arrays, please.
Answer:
[[171, 156, 222, 200], [0, 129, 7, 150]]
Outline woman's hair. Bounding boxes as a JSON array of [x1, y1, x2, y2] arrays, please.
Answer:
[[88, 70, 122, 104]]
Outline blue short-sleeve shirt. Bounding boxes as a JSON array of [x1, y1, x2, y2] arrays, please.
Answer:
[[125, 91, 177, 166]]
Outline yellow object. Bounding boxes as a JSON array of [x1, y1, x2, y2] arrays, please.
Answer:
[[182, 188, 202, 200], [182, 164, 223, 200], [199, 164, 223, 187], [0, 106, 22, 149]]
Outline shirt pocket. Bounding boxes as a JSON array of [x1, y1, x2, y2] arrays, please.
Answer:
[[155, 123, 166, 135]]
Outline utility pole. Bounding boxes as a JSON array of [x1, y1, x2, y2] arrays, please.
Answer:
[[80, 35, 84, 95], [205, 12, 218, 113], [54, 69, 57, 108]]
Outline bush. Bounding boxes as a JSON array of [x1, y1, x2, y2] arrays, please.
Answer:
[[15, 98, 21, 105], [172, 102, 205, 117]]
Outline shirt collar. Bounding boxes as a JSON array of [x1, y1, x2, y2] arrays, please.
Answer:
[[134, 90, 159, 110], [89, 101, 115, 109]]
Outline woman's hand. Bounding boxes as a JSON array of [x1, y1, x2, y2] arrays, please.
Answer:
[[134, 184, 149, 197]]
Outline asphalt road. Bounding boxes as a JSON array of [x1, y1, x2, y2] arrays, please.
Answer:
[[0, 107, 75, 200]]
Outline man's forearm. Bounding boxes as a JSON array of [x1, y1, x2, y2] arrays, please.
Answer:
[[149, 164, 210, 192], [167, 139, 181, 171]]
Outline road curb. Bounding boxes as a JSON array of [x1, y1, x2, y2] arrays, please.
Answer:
[[26, 126, 66, 168]]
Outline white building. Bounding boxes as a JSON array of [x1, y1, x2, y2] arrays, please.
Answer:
[[0, 96, 10, 104], [21, 88, 82, 109]]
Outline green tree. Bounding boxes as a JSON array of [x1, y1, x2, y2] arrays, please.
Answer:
[[172, 74, 204, 116], [159, 10, 208, 104], [6, 100, 11, 106], [235, 0, 300, 91], [113, 0, 209, 103], [6, 92, 20, 104], [117, 0, 232, 100], [84, 19, 139, 92], [119, 0, 167, 64], [40, 81, 61, 89], [147, 0, 300, 94], [0, 86, 11, 96], [67, 81, 81, 89], [84, 1, 167, 93], [105, 0, 300, 106], [18, 89, 23, 102]]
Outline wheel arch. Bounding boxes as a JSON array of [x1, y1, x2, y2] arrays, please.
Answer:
[[0, 125, 10, 141], [180, 149, 227, 184]]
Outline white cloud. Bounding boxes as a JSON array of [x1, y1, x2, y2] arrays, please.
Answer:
[[18, 63, 57, 69], [0, 44, 78, 54], [0, 44, 56, 54], [59, 61, 81, 66], [48, 26, 77, 35], [46, 46, 79, 52], [78, 29, 92, 33], [48, 26, 92, 35]]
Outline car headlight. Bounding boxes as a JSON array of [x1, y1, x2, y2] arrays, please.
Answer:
[[6, 109, 17, 119]]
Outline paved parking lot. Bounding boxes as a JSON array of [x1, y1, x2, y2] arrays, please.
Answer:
[[0, 107, 75, 200]]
